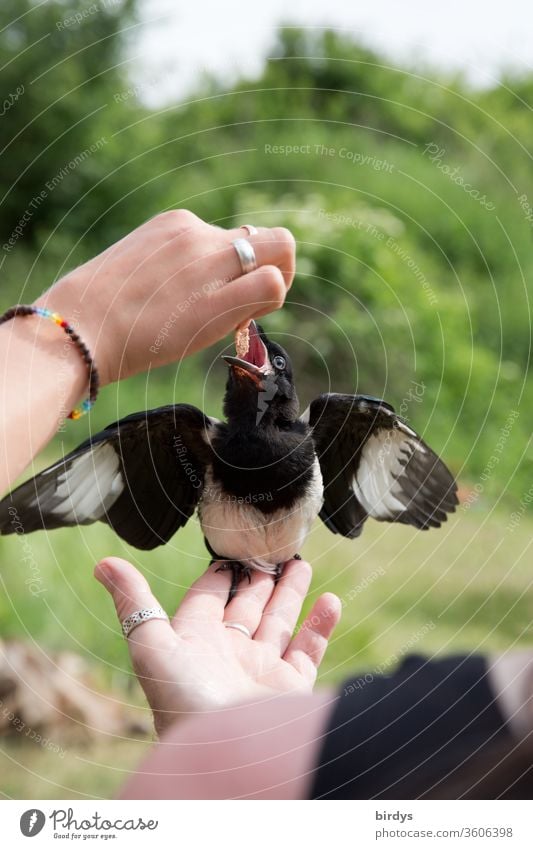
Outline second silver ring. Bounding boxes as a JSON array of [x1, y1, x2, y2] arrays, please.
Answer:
[[232, 238, 257, 275]]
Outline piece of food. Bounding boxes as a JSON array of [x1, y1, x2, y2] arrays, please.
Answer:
[[235, 321, 250, 358]]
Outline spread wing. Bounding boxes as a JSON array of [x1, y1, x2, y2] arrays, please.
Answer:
[[305, 393, 458, 538], [0, 404, 215, 550]]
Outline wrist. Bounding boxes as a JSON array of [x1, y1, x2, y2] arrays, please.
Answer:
[[0, 310, 88, 436], [33, 268, 113, 386]]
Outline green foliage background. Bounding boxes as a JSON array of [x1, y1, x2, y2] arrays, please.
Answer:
[[0, 0, 533, 797], [1, 2, 531, 499]]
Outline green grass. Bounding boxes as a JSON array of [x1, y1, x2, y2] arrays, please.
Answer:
[[1, 505, 532, 798], [0, 738, 152, 800]]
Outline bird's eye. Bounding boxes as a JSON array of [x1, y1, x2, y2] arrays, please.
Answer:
[[272, 355, 286, 370]]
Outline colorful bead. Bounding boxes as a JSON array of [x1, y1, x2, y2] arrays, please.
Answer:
[[0, 304, 99, 421], [68, 397, 95, 420]]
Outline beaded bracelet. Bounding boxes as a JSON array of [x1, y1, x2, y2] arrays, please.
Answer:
[[0, 304, 99, 419]]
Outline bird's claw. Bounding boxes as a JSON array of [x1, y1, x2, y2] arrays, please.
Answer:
[[213, 560, 253, 604]]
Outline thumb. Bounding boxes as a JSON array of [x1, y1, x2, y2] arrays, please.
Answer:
[[94, 556, 169, 643]]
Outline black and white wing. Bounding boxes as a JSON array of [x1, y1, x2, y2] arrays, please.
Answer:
[[0, 404, 215, 550], [305, 393, 458, 538]]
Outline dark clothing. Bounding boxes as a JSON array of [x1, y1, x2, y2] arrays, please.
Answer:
[[311, 654, 511, 799]]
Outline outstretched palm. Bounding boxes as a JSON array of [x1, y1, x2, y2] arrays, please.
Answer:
[[95, 557, 341, 735]]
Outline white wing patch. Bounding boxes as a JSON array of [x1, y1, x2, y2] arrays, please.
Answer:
[[396, 418, 425, 442], [353, 428, 419, 519], [35, 443, 123, 522]]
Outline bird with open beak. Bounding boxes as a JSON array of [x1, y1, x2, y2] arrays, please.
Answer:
[[0, 321, 457, 599]]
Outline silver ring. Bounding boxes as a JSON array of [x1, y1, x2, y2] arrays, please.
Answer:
[[121, 606, 169, 638], [232, 238, 257, 275], [224, 621, 252, 639], [240, 224, 258, 235]]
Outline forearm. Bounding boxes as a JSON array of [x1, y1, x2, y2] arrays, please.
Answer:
[[120, 692, 335, 800], [0, 315, 87, 493]]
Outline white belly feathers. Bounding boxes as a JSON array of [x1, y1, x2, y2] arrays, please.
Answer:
[[198, 459, 323, 573]]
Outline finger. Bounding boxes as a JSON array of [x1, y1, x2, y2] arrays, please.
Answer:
[[222, 569, 276, 637], [206, 227, 296, 288], [254, 559, 312, 654], [206, 264, 287, 335], [284, 593, 342, 684], [94, 556, 172, 649], [172, 561, 232, 625]]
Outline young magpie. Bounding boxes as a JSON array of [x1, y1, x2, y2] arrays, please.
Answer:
[[0, 322, 458, 596]]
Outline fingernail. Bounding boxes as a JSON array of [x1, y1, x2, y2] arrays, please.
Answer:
[[95, 561, 113, 588]]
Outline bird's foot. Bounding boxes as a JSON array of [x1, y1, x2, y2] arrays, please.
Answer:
[[273, 553, 302, 585], [214, 560, 253, 604]]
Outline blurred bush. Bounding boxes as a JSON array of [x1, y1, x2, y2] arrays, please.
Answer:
[[0, 3, 532, 504]]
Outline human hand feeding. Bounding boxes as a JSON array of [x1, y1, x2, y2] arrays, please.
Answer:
[[33, 212, 296, 386], [94, 556, 341, 736], [0, 213, 295, 492]]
